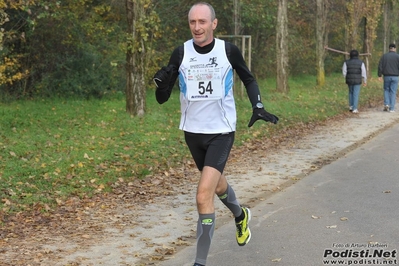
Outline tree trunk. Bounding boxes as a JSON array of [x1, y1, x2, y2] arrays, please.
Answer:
[[364, 0, 384, 79], [363, 17, 371, 79], [125, 0, 146, 117], [346, 0, 366, 49], [233, 0, 241, 36], [276, 0, 289, 93], [382, 1, 391, 53], [316, 0, 329, 86]]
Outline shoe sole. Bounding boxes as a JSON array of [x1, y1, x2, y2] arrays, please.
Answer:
[[238, 208, 252, 246]]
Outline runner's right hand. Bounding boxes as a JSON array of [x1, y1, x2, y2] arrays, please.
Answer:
[[153, 65, 175, 89]]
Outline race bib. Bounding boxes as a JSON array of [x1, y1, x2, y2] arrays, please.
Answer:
[[186, 67, 224, 101]]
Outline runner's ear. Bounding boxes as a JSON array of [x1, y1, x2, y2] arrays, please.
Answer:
[[212, 18, 218, 30]]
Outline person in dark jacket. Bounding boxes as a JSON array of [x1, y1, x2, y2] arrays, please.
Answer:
[[378, 43, 399, 112], [342, 50, 367, 113]]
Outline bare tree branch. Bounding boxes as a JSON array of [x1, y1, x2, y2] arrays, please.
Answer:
[[324, 46, 371, 56]]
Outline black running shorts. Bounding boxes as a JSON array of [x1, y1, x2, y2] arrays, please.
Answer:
[[184, 131, 235, 173]]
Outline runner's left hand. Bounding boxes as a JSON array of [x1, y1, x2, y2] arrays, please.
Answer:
[[248, 108, 279, 127]]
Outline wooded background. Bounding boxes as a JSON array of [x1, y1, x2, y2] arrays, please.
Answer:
[[1, 0, 399, 109]]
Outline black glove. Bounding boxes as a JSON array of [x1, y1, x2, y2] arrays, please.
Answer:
[[153, 65, 175, 89], [248, 108, 279, 127]]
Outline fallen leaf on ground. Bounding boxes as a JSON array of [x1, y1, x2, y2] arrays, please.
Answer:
[[326, 225, 337, 229]]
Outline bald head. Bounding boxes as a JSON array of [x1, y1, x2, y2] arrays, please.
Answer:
[[189, 2, 216, 21], [188, 2, 218, 47]]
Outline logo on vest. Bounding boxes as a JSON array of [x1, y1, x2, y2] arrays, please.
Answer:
[[206, 57, 218, 67]]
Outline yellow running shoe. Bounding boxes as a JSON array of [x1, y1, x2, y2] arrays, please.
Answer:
[[235, 207, 251, 246]]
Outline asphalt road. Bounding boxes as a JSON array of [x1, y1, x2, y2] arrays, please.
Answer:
[[159, 123, 399, 266]]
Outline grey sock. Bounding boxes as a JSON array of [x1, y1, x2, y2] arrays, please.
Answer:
[[195, 213, 215, 266], [218, 184, 242, 217]]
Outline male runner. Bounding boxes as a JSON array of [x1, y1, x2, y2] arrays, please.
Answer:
[[153, 2, 279, 265]]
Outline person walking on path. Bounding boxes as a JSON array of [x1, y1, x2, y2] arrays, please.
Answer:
[[342, 49, 367, 114], [378, 43, 399, 112], [153, 2, 278, 266]]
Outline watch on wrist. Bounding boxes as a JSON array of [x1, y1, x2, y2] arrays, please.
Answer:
[[255, 102, 264, 109]]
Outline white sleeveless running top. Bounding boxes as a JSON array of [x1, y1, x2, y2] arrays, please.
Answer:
[[178, 39, 236, 133]]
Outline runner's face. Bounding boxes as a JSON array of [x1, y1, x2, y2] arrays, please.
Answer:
[[188, 5, 217, 47]]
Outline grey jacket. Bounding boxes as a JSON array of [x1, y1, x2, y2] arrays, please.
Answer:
[[378, 51, 399, 77]]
